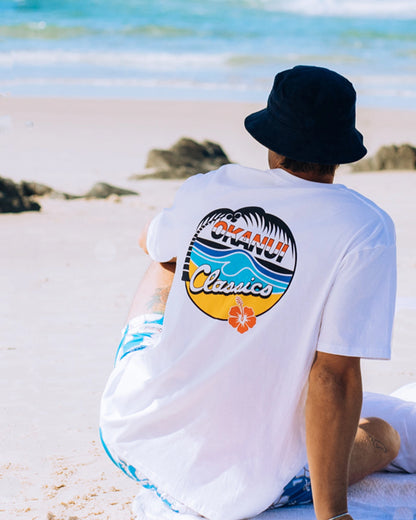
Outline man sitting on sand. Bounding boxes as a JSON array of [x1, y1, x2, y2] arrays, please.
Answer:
[[100, 66, 401, 520]]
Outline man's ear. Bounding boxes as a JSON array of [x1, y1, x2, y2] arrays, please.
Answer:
[[268, 149, 285, 169]]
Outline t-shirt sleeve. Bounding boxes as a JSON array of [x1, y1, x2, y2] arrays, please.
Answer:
[[146, 174, 202, 262], [317, 242, 397, 360], [146, 208, 178, 262]]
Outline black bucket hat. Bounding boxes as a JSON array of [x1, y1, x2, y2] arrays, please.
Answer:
[[244, 65, 367, 164]]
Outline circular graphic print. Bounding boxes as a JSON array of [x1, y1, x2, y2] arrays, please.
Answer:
[[181, 207, 297, 332]]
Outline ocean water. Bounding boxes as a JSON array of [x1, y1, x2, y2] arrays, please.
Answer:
[[0, 0, 416, 107]]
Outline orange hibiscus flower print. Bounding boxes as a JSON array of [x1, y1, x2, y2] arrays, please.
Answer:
[[228, 296, 256, 334]]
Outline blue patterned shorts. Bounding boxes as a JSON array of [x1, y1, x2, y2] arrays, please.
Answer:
[[270, 467, 312, 508], [113, 313, 164, 365]]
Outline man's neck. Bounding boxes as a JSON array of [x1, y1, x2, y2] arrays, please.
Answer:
[[279, 166, 335, 184], [267, 150, 336, 184]]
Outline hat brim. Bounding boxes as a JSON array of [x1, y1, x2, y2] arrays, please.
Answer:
[[244, 108, 367, 165]]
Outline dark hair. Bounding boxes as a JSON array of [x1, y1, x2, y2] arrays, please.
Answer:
[[281, 156, 338, 177]]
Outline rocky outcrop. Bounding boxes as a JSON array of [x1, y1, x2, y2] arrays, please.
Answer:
[[132, 137, 231, 179], [352, 144, 416, 172], [84, 182, 138, 199], [20, 181, 78, 200], [0, 178, 139, 213], [0, 177, 41, 213]]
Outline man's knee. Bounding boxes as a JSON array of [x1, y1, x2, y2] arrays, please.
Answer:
[[358, 416, 401, 467]]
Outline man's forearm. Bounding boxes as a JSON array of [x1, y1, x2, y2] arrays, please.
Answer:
[[127, 261, 176, 320], [305, 352, 362, 520]]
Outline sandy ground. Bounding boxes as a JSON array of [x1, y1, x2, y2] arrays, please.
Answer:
[[0, 97, 415, 519]]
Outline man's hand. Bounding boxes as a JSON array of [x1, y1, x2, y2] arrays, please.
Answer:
[[305, 351, 362, 520]]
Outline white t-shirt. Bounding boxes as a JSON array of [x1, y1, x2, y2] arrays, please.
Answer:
[[103, 165, 396, 520]]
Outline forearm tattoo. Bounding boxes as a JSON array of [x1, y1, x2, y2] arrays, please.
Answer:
[[145, 287, 170, 313]]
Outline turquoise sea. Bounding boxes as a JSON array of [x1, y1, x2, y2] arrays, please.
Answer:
[[0, 0, 416, 107]]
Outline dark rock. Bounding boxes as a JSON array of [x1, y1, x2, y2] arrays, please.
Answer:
[[0, 177, 41, 213], [84, 182, 139, 199], [20, 181, 54, 197], [352, 143, 416, 172], [0, 178, 138, 211], [134, 137, 231, 179], [20, 180, 81, 200]]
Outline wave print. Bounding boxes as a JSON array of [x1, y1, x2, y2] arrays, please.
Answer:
[[190, 251, 288, 295], [194, 240, 293, 280], [191, 243, 291, 293]]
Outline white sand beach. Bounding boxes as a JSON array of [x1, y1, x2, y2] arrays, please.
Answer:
[[0, 97, 415, 519]]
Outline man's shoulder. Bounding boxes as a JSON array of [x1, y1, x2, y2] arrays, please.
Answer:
[[202, 163, 264, 179], [181, 163, 266, 189], [333, 185, 396, 248]]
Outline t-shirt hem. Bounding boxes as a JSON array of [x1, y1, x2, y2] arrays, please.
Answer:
[[117, 449, 227, 520], [316, 342, 391, 360]]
